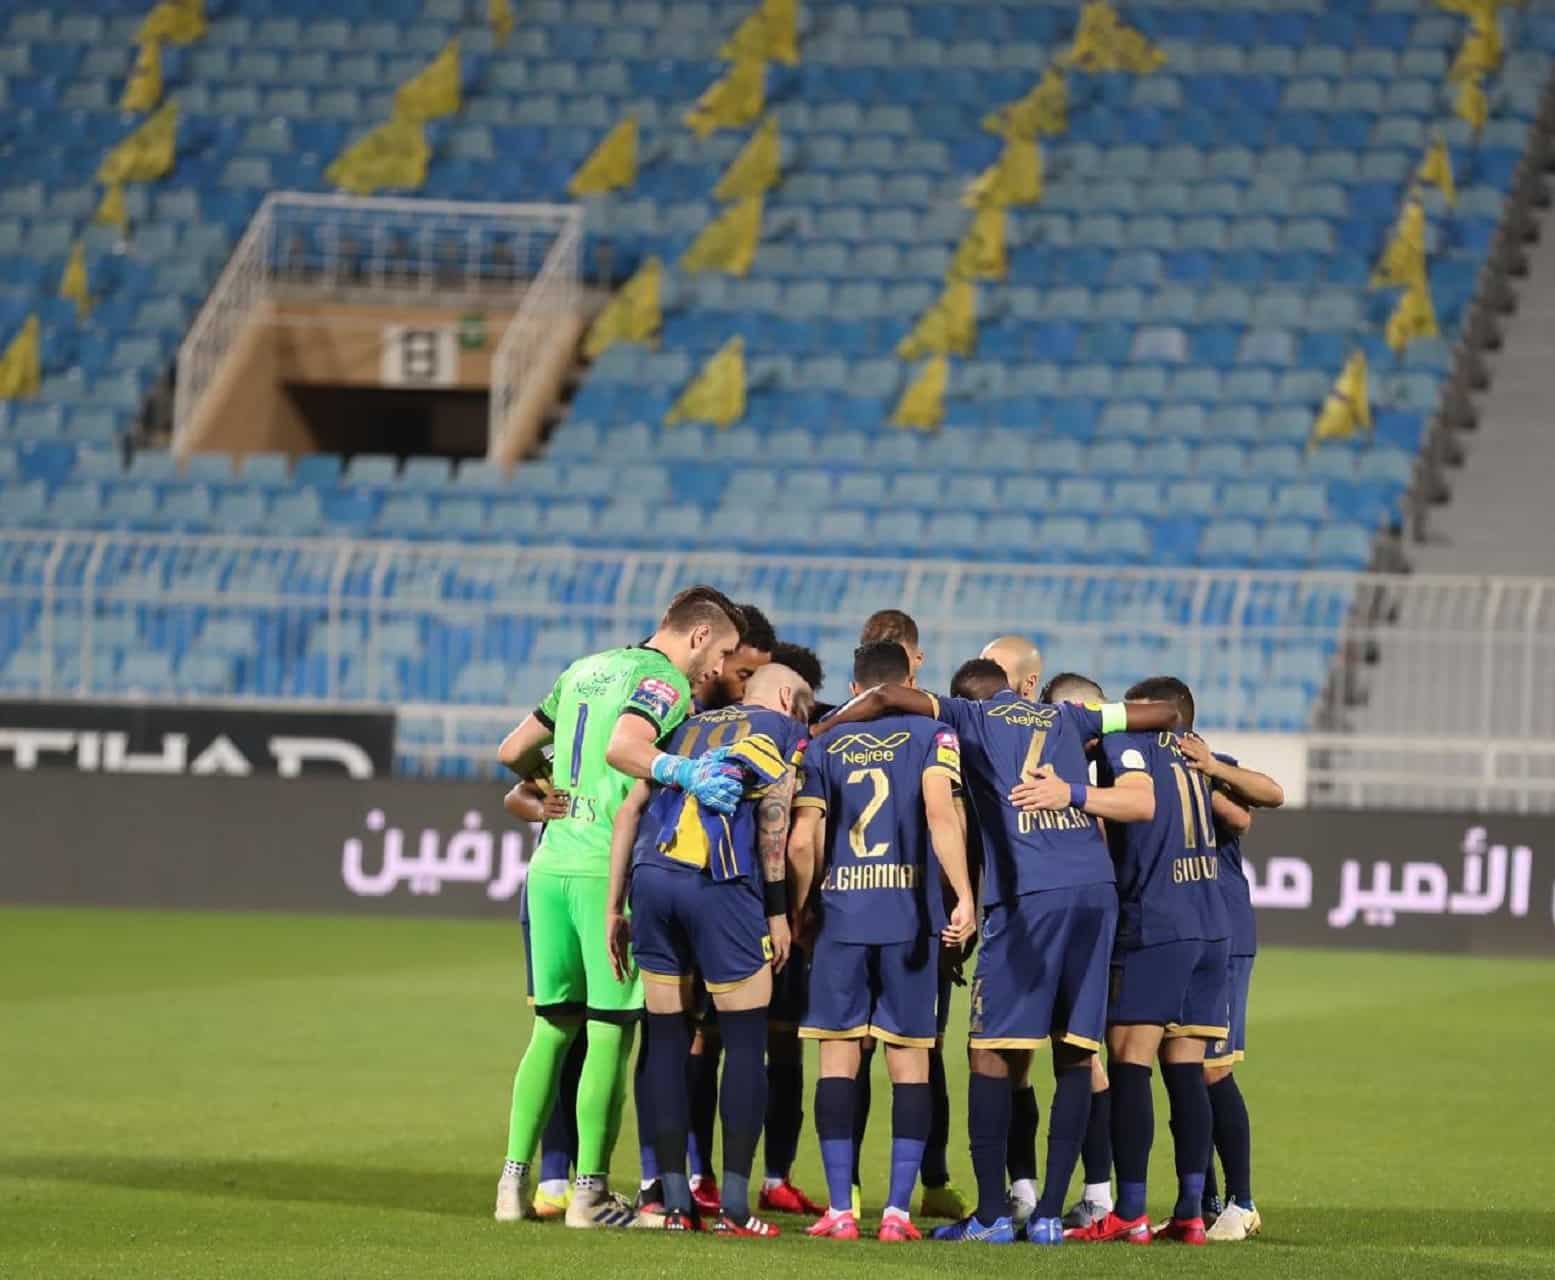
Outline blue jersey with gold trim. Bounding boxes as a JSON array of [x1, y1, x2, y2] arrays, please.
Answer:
[[1099, 731, 1231, 949], [928, 691, 1114, 905], [632, 704, 806, 882], [798, 712, 959, 945], [1212, 751, 1256, 957]]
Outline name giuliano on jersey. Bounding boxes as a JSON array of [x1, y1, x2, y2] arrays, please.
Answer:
[[796, 713, 960, 945], [926, 691, 1115, 905], [632, 703, 807, 884], [1099, 731, 1231, 949], [1211, 751, 1256, 959]]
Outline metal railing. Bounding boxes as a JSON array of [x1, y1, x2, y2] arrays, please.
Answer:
[[171, 193, 583, 457], [3, 532, 1553, 808], [488, 207, 584, 459], [171, 197, 275, 455]]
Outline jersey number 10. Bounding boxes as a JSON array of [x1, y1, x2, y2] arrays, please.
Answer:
[[1170, 762, 1218, 850]]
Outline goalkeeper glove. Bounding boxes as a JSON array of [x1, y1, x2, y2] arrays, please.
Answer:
[[651, 748, 745, 815]]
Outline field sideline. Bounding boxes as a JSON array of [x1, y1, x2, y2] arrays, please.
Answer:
[[3, 907, 1552, 1279]]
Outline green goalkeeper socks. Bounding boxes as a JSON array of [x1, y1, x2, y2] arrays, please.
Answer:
[[575, 1020, 635, 1176], [505, 1016, 579, 1165]]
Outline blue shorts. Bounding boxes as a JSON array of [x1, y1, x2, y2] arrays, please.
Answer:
[[1110, 937, 1231, 1039], [630, 865, 773, 992], [801, 932, 938, 1048], [1206, 954, 1254, 1066], [936, 968, 953, 1039], [770, 950, 809, 1030], [969, 882, 1117, 1051]]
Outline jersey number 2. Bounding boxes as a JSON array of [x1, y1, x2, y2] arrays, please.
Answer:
[[846, 767, 890, 859]]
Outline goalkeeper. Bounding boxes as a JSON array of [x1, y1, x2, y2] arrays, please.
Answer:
[[495, 586, 749, 1229]]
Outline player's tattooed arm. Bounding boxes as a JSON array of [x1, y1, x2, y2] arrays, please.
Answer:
[[810, 683, 936, 736], [605, 781, 651, 982], [497, 712, 553, 778], [759, 766, 798, 973], [1211, 789, 1253, 834], [1181, 735, 1286, 808]]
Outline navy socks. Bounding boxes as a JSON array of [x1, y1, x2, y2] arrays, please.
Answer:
[[968, 1071, 1012, 1226], [1209, 1073, 1254, 1207], [1007, 1083, 1039, 1184], [686, 1038, 720, 1180], [1082, 1086, 1112, 1186], [888, 1082, 931, 1214], [1110, 1063, 1153, 1221], [815, 1076, 856, 1213], [716, 1009, 767, 1222], [851, 1044, 874, 1185], [1161, 1061, 1212, 1220], [644, 1012, 692, 1212], [921, 1047, 951, 1188], [763, 1056, 803, 1180], [1036, 1064, 1091, 1219]]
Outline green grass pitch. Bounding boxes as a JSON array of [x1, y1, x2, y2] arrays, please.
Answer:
[[4, 906, 1554, 1279]]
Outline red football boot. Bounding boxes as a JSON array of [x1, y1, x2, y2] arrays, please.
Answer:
[[759, 1178, 826, 1216], [690, 1176, 721, 1217], [806, 1208, 860, 1240], [877, 1213, 922, 1242], [1154, 1216, 1208, 1245], [711, 1213, 781, 1237], [1066, 1210, 1152, 1244]]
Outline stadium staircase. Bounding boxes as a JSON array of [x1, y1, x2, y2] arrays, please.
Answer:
[[1410, 198, 1555, 579], [3, 0, 1555, 743]]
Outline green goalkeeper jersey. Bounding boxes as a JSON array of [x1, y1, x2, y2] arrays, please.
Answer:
[[529, 645, 693, 878]]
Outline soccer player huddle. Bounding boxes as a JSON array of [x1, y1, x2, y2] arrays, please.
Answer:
[[493, 585, 1284, 1246]]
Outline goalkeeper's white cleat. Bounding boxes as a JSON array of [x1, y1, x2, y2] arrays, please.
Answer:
[[565, 1186, 639, 1229], [1205, 1202, 1262, 1242], [495, 1170, 533, 1222]]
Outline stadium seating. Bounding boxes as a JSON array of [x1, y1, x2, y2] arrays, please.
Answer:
[[3, 0, 1555, 737]]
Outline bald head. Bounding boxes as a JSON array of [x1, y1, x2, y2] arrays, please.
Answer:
[[744, 662, 813, 723], [981, 634, 1043, 700]]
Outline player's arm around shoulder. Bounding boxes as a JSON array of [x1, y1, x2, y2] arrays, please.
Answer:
[[605, 709, 667, 780], [810, 683, 937, 736], [1211, 788, 1253, 834], [1008, 733, 1155, 823], [1181, 733, 1286, 809]]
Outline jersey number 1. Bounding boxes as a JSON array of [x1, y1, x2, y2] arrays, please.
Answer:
[[569, 704, 589, 787]]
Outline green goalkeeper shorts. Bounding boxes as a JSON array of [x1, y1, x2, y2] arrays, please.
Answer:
[[524, 868, 643, 1019]]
